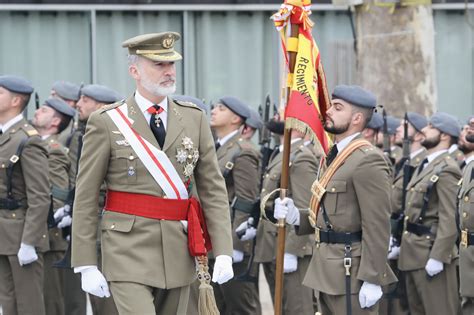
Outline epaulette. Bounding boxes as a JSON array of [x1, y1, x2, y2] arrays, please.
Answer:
[[174, 99, 203, 111], [48, 138, 61, 150], [19, 123, 39, 137], [100, 100, 125, 113]]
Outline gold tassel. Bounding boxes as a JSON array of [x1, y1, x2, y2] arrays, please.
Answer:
[[196, 256, 219, 315]]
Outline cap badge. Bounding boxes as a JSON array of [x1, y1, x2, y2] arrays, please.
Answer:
[[162, 35, 175, 49]]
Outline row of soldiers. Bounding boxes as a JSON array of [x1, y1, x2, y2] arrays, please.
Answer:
[[201, 88, 474, 315], [0, 32, 473, 315]]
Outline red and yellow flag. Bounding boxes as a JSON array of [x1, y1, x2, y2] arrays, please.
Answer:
[[272, 0, 332, 154]]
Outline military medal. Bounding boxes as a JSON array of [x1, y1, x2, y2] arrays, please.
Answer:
[[155, 116, 162, 127], [128, 166, 136, 176]]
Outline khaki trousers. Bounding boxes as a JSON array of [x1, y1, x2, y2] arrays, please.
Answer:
[[43, 251, 65, 315], [0, 254, 45, 315], [110, 281, 190, 315], [262, 256, 315, 315], [318, 291, 379, 315], [404, 262, 459, 315]]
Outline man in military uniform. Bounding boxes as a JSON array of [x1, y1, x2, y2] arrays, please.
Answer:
[[382, 112, 427, 315], [50, 81, 81, 146], [362, 111, 383, 145], [275, 85, 397, 314], [251, 118, 318, 315], [376, 115, 403, 164], [71, 32, 234, 314], [242, 107, 263, 141], [398, 112, 461, 315], [209, 96, 261, 314], [457, 116, 474, 314], [0, 75, 51, 315], [60, 84, 122, 315], [32, 97, 75, 315]]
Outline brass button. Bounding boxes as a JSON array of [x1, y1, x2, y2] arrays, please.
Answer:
[[1, 164, 4, 168], [404, 231, 408, 235], [391, 185, 395, 188], [11, 213, 16, 218], [405, 216, 409, 221], [129, 155, 134, 160], [331, 188, 336, 192], [265, 174, 269, 178], [465, 196, 469, 202], [42, 234, 46, 238], [111, 224, 115, 229], [55, 232, 59, 236], [302, 246, 306, 250], [463, 212, 468, 218], [410, 188, 415, 192], [426, 236, 431, 240], [262, 188, 266, 193]]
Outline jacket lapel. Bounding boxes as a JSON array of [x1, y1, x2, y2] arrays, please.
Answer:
[[216, 133, 239, 161], [408, 152, 446, 188], [163, 98, 184, 153], [125, 96, 160, 148]]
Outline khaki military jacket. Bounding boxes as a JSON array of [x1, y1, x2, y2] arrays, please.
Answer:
[[0, 118, 50, 255], [71, 96, 233, 289], [458, 159, 474, 297], [297, 136, 396, 295], [398, 152, 461, 271], [391, 149, 427, 215], [45, 135, 70, 252], [391, 145, 403, 165], [254, 139, 317, 263], [216, 132, 260, 255]]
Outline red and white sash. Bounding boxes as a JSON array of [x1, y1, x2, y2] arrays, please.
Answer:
[[106, 104, 188, 200]]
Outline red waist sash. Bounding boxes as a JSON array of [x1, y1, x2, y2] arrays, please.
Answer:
[[104, 190, 212, 257]]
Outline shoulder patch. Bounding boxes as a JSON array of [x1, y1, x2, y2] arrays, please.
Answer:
[[20, 123, 39, 137], [174, 99, 202, 111]]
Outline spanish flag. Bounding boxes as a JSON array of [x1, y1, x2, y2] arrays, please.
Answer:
[[272, 0, 332, 154]]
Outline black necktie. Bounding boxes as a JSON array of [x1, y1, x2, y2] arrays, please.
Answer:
[[215, 142, 221, 151], [417, 158, 428, 175], [149, 105, 166, 148], [326, 145, 338, 166]]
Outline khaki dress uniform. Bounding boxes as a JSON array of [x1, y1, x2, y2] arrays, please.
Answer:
[[458, 159, 474, 314], [0, 119, 51, 315], [71, 96, 233, 314], [63, 121, 87, 315], [213, 132, 261, 314], [297, 136, 397, 315], [398, 152, 461, 315], [255, 139, 317, 315], [380, 149, 426, 315], [43, 135, 70, 315]]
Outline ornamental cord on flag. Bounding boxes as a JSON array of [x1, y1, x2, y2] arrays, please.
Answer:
[[272, 0, 332, 154]]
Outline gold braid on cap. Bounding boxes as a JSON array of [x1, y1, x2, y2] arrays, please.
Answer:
[[135, 49, 174, 54]]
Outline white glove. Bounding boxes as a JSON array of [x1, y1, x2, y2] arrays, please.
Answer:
[[274, 197, 300, 225], [17, 243, 38, 266], [57, 214, 72, 229], [425, 258, 444, 277], [283, 253, 298, 273], [212, 255, 234, 284], [53, 204, 71, 221], [359, 281, 383, 308], [80, 266, 110, 298], [387, 236, 400, 260], [180, 220, 188, 233], [235, 218, 257, 241], [232, 250, 244, 263]]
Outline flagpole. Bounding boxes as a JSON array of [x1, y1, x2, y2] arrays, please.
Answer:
[[274, 23, 299, 315]]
